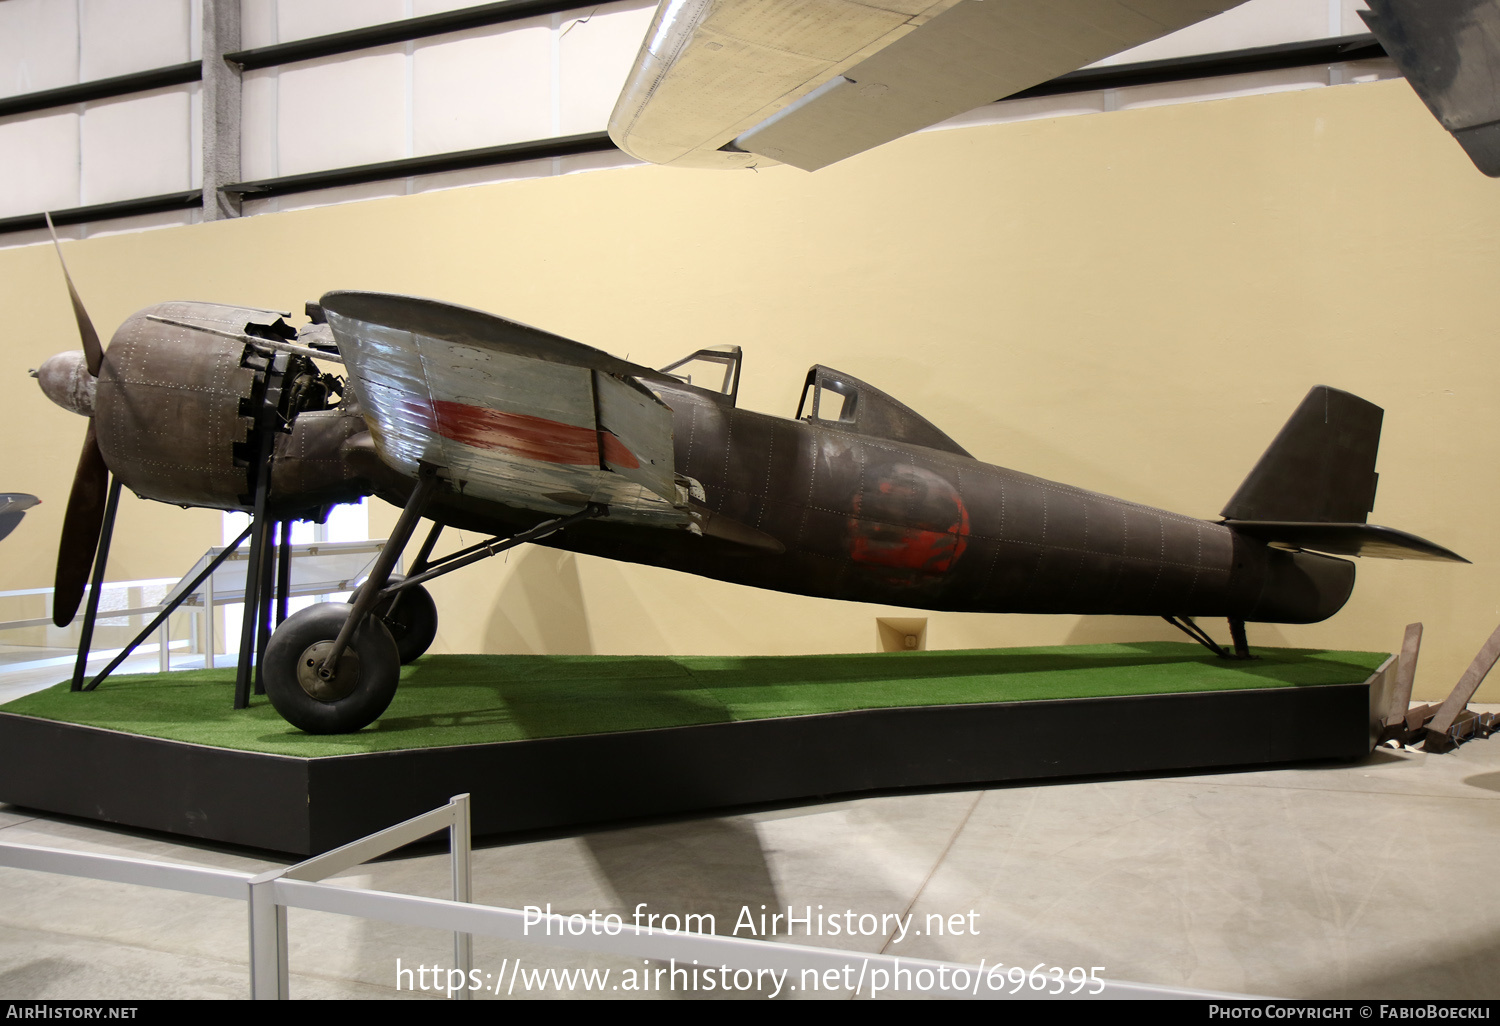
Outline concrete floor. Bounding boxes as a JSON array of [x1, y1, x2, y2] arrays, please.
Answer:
[[0, 714, 1497, 1001]]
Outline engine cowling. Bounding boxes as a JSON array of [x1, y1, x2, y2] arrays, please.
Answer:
[[84, 302, 370, 514]]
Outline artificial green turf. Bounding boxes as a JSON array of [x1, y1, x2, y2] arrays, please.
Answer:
[[0, 642, 1388, 758]]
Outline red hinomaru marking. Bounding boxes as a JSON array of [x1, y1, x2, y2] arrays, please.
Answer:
[[848, 470, 970, 574], [403, 398, 640, 469]]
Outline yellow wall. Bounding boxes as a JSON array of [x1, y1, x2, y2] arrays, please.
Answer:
[[3, 78, 1497, 700]]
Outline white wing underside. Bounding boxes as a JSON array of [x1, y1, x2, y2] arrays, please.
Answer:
[[609, 0, 1250, 171]]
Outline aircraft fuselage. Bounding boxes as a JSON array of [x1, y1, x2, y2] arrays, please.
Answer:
[[425, 382, 1354, 625]]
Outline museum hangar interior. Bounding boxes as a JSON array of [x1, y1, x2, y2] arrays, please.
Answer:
[[0, 0, 1497, 1001]]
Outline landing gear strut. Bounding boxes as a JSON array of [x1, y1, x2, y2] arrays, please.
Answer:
[[260, 465, 607, 733], [373, 575, 439, 664]]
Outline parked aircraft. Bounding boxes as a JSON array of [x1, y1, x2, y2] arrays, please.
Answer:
[[34, 277, 1464, 733]]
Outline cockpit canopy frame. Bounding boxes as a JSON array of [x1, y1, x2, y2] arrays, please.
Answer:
[[658, 345, 742, 405], [797, 365, 971, 458]]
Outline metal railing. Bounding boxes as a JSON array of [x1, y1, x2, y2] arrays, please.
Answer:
[[0, 796, 475, 1001], [0, 796, 1240, 1000]]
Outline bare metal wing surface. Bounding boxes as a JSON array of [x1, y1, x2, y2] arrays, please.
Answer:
[[609, 0, 1250, 171], [322, 292, 694, 529], [1361, 0, 1500, 177], [0, 493, 39, 545]]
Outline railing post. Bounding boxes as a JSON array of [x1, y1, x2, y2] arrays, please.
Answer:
[[451, 793, 473, 999], [248, 871, 288, 999]]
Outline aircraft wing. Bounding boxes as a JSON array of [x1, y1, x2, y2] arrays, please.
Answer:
[[609, 0, 1250, 171], [1360, 0, 1500, 178], [0, 493, 39, 544], [322, 292, 696, 530]]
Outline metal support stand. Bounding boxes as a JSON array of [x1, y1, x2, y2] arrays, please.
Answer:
[[275, 518, 292, 626], [235, 353, 290, 709], [69, 476, 122, 692], [253, 518, 279, 696], [82, 524, 254, 692], [1228, 618, 1252, 660], [1162, 615, 1229, 660], [233, 510, 273, 708]]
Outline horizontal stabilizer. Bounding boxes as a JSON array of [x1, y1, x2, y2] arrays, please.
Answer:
[[1223, 521, 1468, 563], [1222, 386, 1382, 524]]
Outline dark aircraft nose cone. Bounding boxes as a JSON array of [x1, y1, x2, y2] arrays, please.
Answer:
[[34, 350, 95, 416]]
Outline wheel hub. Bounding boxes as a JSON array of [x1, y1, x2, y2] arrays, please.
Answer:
[[296, 641, 361, 702]]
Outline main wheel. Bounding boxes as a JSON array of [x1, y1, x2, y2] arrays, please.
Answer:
[[262, 602, 400, 734], [371, 575, 438, 664]]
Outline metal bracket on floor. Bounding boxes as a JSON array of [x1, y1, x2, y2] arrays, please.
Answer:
[[1378, 621, 1500, 752]]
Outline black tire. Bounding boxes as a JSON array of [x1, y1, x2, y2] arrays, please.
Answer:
[[371, 575, 438, 664], [262, 602, 401, 734]]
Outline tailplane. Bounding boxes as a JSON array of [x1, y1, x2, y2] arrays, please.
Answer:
[[1221, 386, 1467, 563]]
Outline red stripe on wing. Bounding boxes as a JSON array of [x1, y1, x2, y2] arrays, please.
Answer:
[[417, 399, 640, 470]]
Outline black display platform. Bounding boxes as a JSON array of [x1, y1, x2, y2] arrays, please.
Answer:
[[0, 657, 1394, 855]]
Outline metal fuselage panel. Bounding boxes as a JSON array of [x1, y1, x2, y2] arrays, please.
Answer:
[[437, 385, 1353, 625], [270, 408, 377, 514]]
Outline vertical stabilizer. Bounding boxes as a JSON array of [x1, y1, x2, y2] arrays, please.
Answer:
[[1222, 386, 1381, 523]]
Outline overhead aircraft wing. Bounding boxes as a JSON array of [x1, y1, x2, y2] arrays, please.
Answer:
[[1360, 0, 1500, 177], [322, 292, 696, 530], [609, 0, 1250, 171]]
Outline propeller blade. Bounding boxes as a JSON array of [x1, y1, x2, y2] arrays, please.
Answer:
[[44, 213, 104, 377], [53, 421, 110, 627]]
